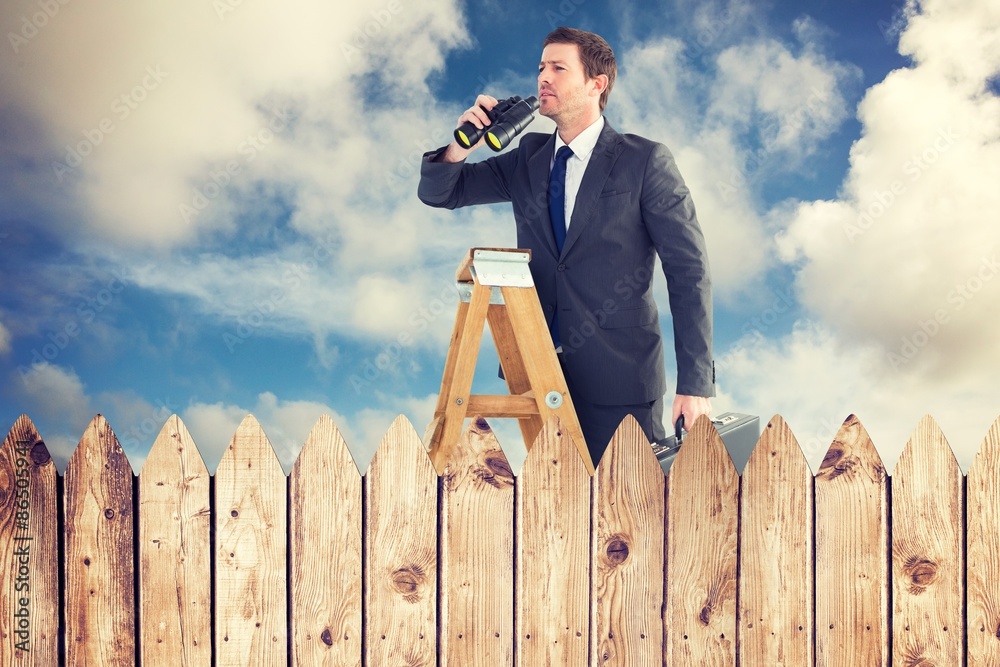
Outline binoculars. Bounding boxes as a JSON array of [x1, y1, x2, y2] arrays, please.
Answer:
[[454, 95, 539, 152]]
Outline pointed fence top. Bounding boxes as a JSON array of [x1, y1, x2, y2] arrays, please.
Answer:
[[669, 413, 737, 481], [894, 414, 960, 477], [817, 414, 886, 485], [216, 412, 284, 477], [523, 415, 591, 477], [367, 414, 434, 477], [969, 414, 1000, 477], [2, 414, 54, 469], [442, 416, 514, 489], [68, 414, 134, 476], [140, 414, 208, 477], [291, 413, 360, 477], [746, 414, 811, 474]]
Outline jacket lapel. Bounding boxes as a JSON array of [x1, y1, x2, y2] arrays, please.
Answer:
[[527, 133, 558, 256], [560, 122, 623, 259]]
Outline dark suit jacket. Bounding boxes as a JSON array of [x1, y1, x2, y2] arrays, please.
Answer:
[[418, 121, 714, 405]]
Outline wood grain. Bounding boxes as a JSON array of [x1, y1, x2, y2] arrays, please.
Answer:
[[815, 415, 889, 666], [440, 417, 514, 666], [290, 415, 362, 666], [138, 415, 211, 666], [364, 415, 438, 666], [0, 416, 58, 665], [515, 416, 591, 666], [738, 415, 813, 667], [64, 415, 135, 666], [214, 414, 287, 666], [891, 415, 963, 666], [591, 416, 665, 666], [967, 416, 1000, 666], [664, 414, 738, 667]]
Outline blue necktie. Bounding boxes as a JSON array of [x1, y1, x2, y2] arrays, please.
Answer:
[[549, 145, 573, 253], [548, 145, 573, 347]]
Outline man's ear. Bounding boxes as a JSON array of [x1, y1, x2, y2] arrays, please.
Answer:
[[589, 73, 609, 98]]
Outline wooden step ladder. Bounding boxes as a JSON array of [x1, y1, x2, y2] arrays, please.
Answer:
[[423, 248, 594, 474]]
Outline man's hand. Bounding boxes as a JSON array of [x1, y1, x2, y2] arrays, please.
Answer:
[[437, 94, 499, 163], [672, 394, 711, 430]]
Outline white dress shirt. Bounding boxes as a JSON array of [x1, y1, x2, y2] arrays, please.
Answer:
[[551, 115, 605, 232]]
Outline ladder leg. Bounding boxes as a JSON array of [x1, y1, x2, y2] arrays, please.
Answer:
[[427, 281, 492, 473], [487, 303, 545, 452], [500, 285, 594, 474]]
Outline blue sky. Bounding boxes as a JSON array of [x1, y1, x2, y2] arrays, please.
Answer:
[[2, 0, 998, 475]]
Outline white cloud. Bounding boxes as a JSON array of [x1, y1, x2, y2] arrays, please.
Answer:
[[0, 0, 470, 247], [0, 320, 11, 355], [709, 39, 857, 154], [776, 0, 1000, 376], [720, 0, 1000, 472]]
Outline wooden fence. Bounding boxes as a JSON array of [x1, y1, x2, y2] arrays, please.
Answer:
[[1, 411, 998, 666]]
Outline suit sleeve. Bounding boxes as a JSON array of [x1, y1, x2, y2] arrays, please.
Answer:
[[640, 143, 715, 397], [417, 145, 519, 209]]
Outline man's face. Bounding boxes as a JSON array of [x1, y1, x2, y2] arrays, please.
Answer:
[[537, 42, 598, 123]]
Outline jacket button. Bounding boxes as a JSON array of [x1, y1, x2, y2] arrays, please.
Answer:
[[557, 263, 566, 272]]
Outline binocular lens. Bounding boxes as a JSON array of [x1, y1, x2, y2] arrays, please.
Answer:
[[452, 95, 538, 152]]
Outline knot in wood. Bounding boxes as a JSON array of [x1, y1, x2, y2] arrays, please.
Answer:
[[699, 604, 713, 625], [31, 441, 51, 466], [391, 566, 425, 603], [605, 536, 630, 565], [822, 447, 858, 480], [821, 447, 844, 470], [320, 628, 333, 646], [484, 455, 514, 487], [903, 557, 938, 594], [104, 508, 115, 520], [474, 416, 491, 432]]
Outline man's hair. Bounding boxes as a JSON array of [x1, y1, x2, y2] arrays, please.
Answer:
[[543, 27, 617, 111]]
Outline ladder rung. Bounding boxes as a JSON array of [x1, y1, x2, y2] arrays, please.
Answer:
[[466, 395, 541, 418]]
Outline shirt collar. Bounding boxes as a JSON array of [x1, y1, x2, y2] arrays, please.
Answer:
[[554, 115, 605, 161]]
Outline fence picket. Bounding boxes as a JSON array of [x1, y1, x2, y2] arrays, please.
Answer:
[[0, 416, 58, 665], [738, 415, 813, 666], [815, 415, 889, 666], [515, 416, 591, 666], [289, 415, 362, 667], [664, 415, 738, 667], [440, 417, 514, 666], [590, 416, 665, 666], [214, 415, 287, 666], [967, 416, 1000, 666], [64, 415, 135, 666], [891, 415, 964, 665], [138, 414, 211, 666], [364, 415, 438, 666]]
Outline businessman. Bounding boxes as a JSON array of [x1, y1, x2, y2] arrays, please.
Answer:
[[418, 27, 714, 463]]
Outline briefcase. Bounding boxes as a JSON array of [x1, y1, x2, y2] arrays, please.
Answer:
[[651, 412, 760, 474]]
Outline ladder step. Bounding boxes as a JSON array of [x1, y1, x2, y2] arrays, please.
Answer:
[[466, 395, 540, 418]]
